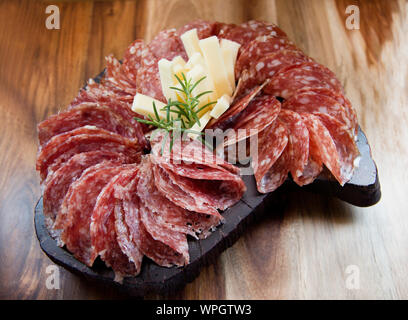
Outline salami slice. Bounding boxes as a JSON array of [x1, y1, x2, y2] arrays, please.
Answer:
[[136, 46, 167, 103], [137, 158, 220, 238], [148, 28, 187, 61], [295, 156, 323, 186], [122, 39, 145, 85], [139, 202, 189, 267], [90, 166, 141, 278], [208, 83, 265, 130], [296, 87, 358, 134], [252, 119, 289, 193], [219, 20, 288, 48], [278, 109, 309, 185], [177, 20, 215, 39], [36, 126, 142, 181], [38, 103, 140, 146], [283, 91, 353, 131], [258, 146, 290, 193], [312, 112, 359, 183], [104, 55, 136, 96], [266, 62, 344, 99], [235, 50, 311, 98], [235, 35, 300, 78], [42, 151, 130, 235], [224, 95, 281, 147], [300, 113, 343, 185], [54, 163, 125, 266]]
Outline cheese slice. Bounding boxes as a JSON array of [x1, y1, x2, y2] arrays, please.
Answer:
[[210, 94, 231, 119], [132, 93, 167, 119], [158, 58, 177, 102], [172, 55, 186, 68], [199, 36, 233, 99], [180, 28, 202, 59], [188, 111, 212, 139], [220, 39, 240, 65], [185, 52, 205, 70], [220, 39, 240, 90]]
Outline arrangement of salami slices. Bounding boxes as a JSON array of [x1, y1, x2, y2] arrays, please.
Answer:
[[36, 20, 359, 280]]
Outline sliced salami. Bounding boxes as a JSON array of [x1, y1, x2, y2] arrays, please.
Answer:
[[38, 103, 140, 146], [278, 109, 310, 185], [104, 55, 136, 96], [295, 156, 323, 186], [54, 163, 125, 266], [208, 83, 265, 130], [139, 202, 189, 267], [235, 50, 311, 98], [300, 113, 343, 185], [266, 62, 343, 99], [148, 28, 187, 61], [312, 112, 359, 183], [224, 95, 281, 147], [36, 126, 142, 181], [90, 166, 141, 278], [235, 35, 300, 78], [137, 158, 220, 238], [122, 39, 145, 85], [258, 146, 290, 193], [177, 20, 215, 39], [283, 91, 353, 131], [252, 119, 289, 193], [42, 151, 130, 235], [296, 87, 358, 134]]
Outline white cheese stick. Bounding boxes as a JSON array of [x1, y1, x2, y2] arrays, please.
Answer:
[[188, 111, 212, 139], [132, 93, 167, 119], [199, 36, 233, 99], [158, 58, 177, 102], [180, 28, 202, 59], [210, 94, 231, 119]]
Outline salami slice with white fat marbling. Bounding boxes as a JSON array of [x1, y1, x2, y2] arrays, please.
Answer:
[[278, 109, 310, 185], [36, 126, 142, 181], [42, 151, 130, 236], [252, 119, 289, 193], [38, 103, 141, 146], [266, 62, 343, 99], [54, 163, 126, 266], [300, 113, 344, 185], [122, 39, 145, 85], [177, 20, 215, 39], [223, 95, 281, 147], [235, 35, 301, 79]]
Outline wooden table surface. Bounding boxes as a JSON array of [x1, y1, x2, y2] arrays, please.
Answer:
[[1, 0, 407, 300]]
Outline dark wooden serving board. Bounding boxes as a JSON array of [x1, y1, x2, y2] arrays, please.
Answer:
[[34, 127, 380, 297]]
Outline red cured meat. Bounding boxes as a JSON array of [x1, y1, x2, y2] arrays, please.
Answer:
[[252, 119, 289, 193], [219, 20, 288, 49], [296, 87, 358, 134], [313, 112, 359, 183], [104, 55, 136, 96], [139, 202, 189, 267], [90, 166, 141, 278], [137, 158, 220, 238], [300, 113, 344, 185], [224, 95, 281, 147], [283, 91, 353, 131], [208, 84, 265, 130], [54, 163, 125, 266], [235, 50, 311, 98], [38, 103, 140, 146], [278, 110, 310, 185], [151, 131, 240, 175], [266, 62, 343, 99], [149, 28, 188, 61], [122, 39, 145, 85], [136, 46, 167, 103], [36, 126, 142, 181], [258, 146, 290, 193], [295, 156, 323, 186], [42, 151, 130, 235], [177, 20, 215, 39], [235, 35, 300, 78]]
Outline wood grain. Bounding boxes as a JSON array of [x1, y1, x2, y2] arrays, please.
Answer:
[[0, 0, 407, 299]]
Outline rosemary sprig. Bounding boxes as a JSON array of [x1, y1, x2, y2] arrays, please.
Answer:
[[135, 73, 216, 154]]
